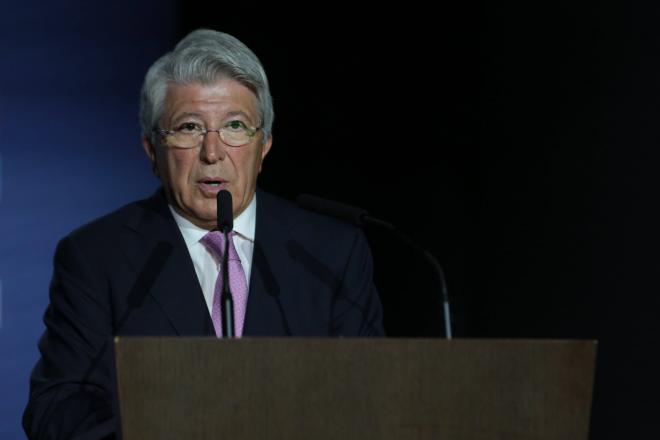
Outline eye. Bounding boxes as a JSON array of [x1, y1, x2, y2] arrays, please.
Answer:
[[224, 120, 248, 132], [176, 122, 203, 133]]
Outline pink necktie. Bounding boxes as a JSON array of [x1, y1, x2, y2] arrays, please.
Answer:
[[201, 231, 249, 337]]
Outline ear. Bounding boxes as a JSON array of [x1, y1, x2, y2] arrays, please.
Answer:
[[142, 137, 159, 177], [258, 134, 273, 173]]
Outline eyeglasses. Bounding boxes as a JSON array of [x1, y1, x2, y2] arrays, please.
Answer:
[[155, 121, 261, 148]]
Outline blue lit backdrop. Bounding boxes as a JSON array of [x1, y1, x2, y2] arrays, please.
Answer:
[[0, 2, 177, 438]]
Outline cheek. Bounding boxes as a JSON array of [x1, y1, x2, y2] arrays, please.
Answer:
[[167, 151, 195, 181], [236, 153, 261, 182], [253, 153, 265, 175]]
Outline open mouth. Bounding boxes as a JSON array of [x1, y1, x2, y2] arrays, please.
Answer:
[[199, 177, 226, 185], [198, 178, 227, 193]]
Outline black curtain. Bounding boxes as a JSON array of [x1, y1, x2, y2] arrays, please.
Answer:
[[178, 4, 660, 438]]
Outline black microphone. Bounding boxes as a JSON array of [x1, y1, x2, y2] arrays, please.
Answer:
[[217, 190, 235, 338], [217, 189, 233, 233], [296, 193, 453, 339], [296, 194, 370, 226]]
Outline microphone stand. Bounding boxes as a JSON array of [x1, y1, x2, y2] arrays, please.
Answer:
[[365, 215, 453, 340], [221, 229, 235, 338], [217, 189, 235, 338]]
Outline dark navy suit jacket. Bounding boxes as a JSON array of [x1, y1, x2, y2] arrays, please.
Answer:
[[23, 189, 384, 439]]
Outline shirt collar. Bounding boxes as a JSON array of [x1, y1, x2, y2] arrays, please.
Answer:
[[169, 193, 257, 246]]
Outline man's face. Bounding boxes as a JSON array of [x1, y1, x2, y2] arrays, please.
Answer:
[[143, 79, 272, 230]]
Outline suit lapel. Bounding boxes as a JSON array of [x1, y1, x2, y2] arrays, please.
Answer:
[[120, 189, 215, 336], [244, 191, 296, 336], [118, 189, 297, 337]]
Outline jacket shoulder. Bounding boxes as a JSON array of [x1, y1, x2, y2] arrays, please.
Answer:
[[64, 191, 163, 244], [257, 191, 361, 238]]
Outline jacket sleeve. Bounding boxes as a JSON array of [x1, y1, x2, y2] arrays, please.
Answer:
[[23, 235, 117, 440]]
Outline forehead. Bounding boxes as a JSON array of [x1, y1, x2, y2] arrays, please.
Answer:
[[162, 79, 259, 120]]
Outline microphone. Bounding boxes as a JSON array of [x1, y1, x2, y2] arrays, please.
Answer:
[[217, 190, 235, 338], [217, 189, 233, 233], [296, 193, 453, 339], [296, 194, 370, 226]]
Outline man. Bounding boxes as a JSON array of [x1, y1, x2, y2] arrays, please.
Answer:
[[24, 29, 383, 439]]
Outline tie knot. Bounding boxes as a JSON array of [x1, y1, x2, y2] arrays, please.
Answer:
[[201, 230, 239, 261]]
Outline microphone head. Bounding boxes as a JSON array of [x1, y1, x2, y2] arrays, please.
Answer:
[[296, 193, 368, 226], [217, 190, 233, 232]]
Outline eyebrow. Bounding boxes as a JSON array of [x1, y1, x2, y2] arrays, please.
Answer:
[[223, 111, 255, 122], [169, 112, 203, 124], [170, 111, 255, 124]]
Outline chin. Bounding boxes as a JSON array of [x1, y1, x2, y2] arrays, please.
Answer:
[[183, 204, 215, 227], [195, 210, 217, 223], [192, 216, 217, 230]]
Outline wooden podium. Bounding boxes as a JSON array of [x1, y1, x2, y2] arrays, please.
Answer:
[[114, 338, 596, 440]]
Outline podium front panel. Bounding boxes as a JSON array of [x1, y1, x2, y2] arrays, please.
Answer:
[[115, 338, 596, 440]]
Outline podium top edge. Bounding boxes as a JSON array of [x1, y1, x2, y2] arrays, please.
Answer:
[[114, 336, 598, 346]]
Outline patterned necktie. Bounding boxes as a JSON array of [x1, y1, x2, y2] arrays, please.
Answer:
[[201, 231, 249, 337]]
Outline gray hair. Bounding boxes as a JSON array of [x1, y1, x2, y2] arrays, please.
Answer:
[[139, 29, 274, 145]]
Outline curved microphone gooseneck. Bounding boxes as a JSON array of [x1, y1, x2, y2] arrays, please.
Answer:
[[296, 193, 453, 339]]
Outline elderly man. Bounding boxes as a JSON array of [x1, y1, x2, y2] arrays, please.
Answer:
[[24, 29, 383, 439]]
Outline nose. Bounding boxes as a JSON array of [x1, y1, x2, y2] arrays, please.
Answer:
[[199, 129, 226, 163]]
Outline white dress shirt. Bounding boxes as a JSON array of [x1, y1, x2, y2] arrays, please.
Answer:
[[169, 195, 256, 316]]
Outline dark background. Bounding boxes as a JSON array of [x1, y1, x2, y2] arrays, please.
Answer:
[[181, 4, 660, 439], [2, 2, 659, 438]]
